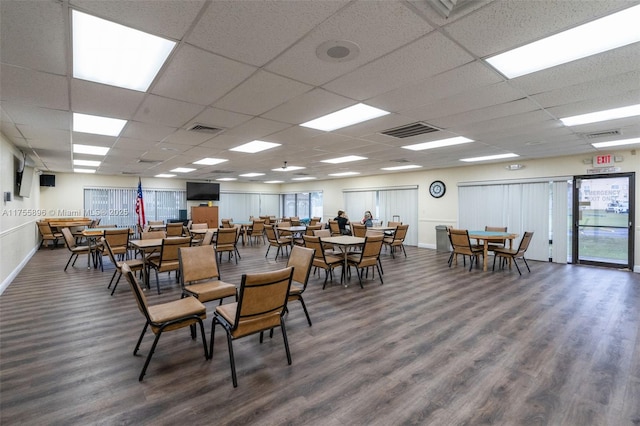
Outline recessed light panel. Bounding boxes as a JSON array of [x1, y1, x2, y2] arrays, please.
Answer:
[[73, 144, 110, 156], [239, 172, 265, 177], [292, 177, 317, 181], [155, 174, 176, 178], [460, 153, 519, 162], [486, 4, 640, 78], [328, 171, 360, 177], [561, 104, 640, 126], [73, 159, 101, 167], [73, 113, 127, 137], [72, 10, 175, 91], [170, 168, 195, 173], [300, 103, 390, 131], [264, 181, 284, 184], [381, 165, 422, 171], [591, 137, 640, 148], [193, 158, 228, 165], [272, 166, 305, 172], [74, 168, 96, 174], [230, 140, 281, 153], [402, 136, 473, 151], [321, 155, 367, 164], [216, 178, 237, 181]]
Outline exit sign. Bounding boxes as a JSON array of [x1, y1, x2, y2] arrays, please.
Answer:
[[593, 154, 614, 166]]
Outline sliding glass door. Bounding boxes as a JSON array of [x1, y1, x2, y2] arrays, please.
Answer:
[[573, 173, 635, 269]]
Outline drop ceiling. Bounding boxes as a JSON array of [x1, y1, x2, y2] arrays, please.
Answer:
[[1, 0, 639, 182]]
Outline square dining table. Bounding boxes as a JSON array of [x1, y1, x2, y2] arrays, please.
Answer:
[[467, 231, 517, 272], [319, 235, 365, 286]]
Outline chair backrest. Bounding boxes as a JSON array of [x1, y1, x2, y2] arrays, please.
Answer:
[[101, 236, 119, 266], [309, 218, 319, 226], [290, 217, 301, 226], [179, 244, 221, 285], [104, 228, 130, 248], [485, 226, 507, 232], [37, 221, 54, 237], [159, 237, 192, 262], [142, 230, 166, 239], [313, 229, 331, 239], [215, 227, 237, 247], [191, 223, 208, 230], [355, 234, 384, 262], [516, 231, 534, 255], [392, 224, 409, 241], [449, 228, 475, 255], [328, 220, 340, 235], [251, 220, 265, 233], [264, 224, 277, 241], [287, 245, 314, 290], [305, 224, 321, 235], [121, 263, 151, 322], [61, 227, 76, 249], [148, 220, 164, 226], [302, 235, 329, 263], [387, 221, 402, 228], [166, 222, 184, 236], [201, 230, 215, 246], [96, 224, 117, 229], [351, 223, 367, 238], [233, 267, 294, 336], [221, 219, 231, 228], [279, 221, 291, 228]]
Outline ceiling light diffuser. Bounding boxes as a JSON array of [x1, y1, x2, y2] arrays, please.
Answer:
[[72, 10, 176, 92], [73, 113, 127, 137], [328, 171, 360, 177], [73, 159, 101, 167], [300, 103, 390, 131], [560, 104, 640, 126], [73, 144, 110, 156], [264, 181, 284, 184], [381, 165, 422, 171], [321, 155, 367, 164], [591, 137, 640, 148], [292, 177, 317, 181], [486, 4, 640, 78], [170, 167, 195, 173], [231, 140, 281, 153], [239, 173, 265, 177], [155, 174, 176, 178], [402, 136, 473, 151], [193, 158, 228, 165], [272, 166, 305, 172], [216, 178, 237, 181], [460, 153, 519, 162], [74, 168, 96, 174]]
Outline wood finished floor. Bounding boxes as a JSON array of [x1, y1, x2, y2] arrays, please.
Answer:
[[1, 242, 639, 425]]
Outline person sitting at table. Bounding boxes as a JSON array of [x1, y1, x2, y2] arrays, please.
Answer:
[[360, 211, 373, 227], [334, 210, 351, 235]]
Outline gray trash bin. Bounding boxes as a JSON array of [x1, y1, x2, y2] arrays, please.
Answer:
[[435, 225, 450, 252]]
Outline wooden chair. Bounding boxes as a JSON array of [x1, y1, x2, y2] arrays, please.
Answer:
[[247, 219, 265, 245], [328, 220, 341, 236], [37, 221, 63, 249], [165, 222, 184, 237], [448, 229, 483, 271], [383, 224, 409, 258], [485, 226, 508, 250], [313, 229, 336, 254], [303, 235, 343, 289], [215, 227, 241, 264], [351, 223, 367, 238], [61, 227, 92, 271], [286, 245, 315, 326], [147, 237, 192, 294], [210, 267, 294, 387], [347, 234, 384, 288], [102, 237, 144, 296], [121, 263, 207, 382], [179, 245, 237, 306], [493, 231, 534, 275], [99, 228, 130, 270], [264, 224, 292, 260]]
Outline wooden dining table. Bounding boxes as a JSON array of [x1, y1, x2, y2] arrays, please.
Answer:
[[319, 235, 365, 286], [468, 231, 518, 272]]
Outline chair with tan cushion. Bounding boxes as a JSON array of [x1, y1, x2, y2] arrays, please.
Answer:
[[347, 234, 384, 288], [303, 235, 343, 289], [493, 231, 534, 275], [448, 228, 483, 271], [121, 263, 207, 381], [247, 219, 265, 245], [147, 237, 192, 294], [179, 244, 237, 306], [485, 226, 508, 250], [264, 224, 292, 260], [210, 267, 294, 387], [102, 237, 145, 296], [165, 222, 184, 237], [61, 227, 92, 271], [37, 221, 63, 249], [215, 227, 241, 264], [383, 224, 409, 258], [99, 228, 130, 270], [285, 245, 315, 326], [351, 223, 367, 238]]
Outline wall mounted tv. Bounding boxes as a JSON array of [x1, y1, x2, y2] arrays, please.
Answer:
[[186, 182, 220, 201], [40, 174, 55, 187]]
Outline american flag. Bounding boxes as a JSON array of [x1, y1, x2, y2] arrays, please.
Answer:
[[135, 178, 146, 227]]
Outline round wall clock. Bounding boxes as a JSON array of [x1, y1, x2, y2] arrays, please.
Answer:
[[429, 180, 446, 198]]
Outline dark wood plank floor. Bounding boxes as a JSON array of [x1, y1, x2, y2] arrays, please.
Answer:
[[1, 241, 639, 425]]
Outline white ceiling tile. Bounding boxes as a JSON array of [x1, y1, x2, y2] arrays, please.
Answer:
[[71, 79, 145, 118], [133, 94, 205, 127], [1, 65, 69, 110]]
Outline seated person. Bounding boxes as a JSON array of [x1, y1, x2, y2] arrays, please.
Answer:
[[361, 211, 373, 227], [334, 210, 351, 235]]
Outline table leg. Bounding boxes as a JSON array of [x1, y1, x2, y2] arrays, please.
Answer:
[[483, 240, 489, 272]]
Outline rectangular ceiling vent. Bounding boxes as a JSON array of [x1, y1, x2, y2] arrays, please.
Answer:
[[391, 159, 411, 163], [425, 0, 475, 19], [380, 122, 441, 138], [137, 159, 160, 164], [581, 129, 621, 139], [210, 170, 233, 174], [187, 123, 224, 135]]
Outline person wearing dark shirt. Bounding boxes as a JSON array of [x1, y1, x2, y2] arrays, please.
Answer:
[[334, 210, 351, 235]]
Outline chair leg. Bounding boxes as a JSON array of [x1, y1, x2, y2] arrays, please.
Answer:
[[298, 296, 312, 326], [522, 257, 531, 273], [107, 269, 118, 289], [134, 323, 149, 356], [356, 267, 364, 289], [265, 245, 271, 258], [513, 257, 522, 275], [139, 330, 162, 381], [376, 264, 384, 284], [110, 273, 122, 296], [226, 332, 238, 387], [154, 269, 161, 294], [64, 253, 76, 271], [280, 318, 292, 366]]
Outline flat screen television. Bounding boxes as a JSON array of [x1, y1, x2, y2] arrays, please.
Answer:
[[40, 174, 55, 187], [186, 182, 220, 201]]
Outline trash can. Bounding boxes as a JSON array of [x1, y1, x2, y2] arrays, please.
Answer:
[[435, 225, 450, 252]]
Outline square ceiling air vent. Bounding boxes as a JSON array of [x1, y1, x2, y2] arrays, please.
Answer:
[[380, 122, 441, 138]]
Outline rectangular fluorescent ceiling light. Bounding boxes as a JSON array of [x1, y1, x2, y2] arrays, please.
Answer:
[[381, 165, 422, 171], [264, 181, 284, 184], [239, 172, 265, 177], [73, 144, 110, 156], [230, 140, 281, 153], [216, 177, 237, 181], [74, 168, 96, 174], [460, 153, 519, 162], [592, 137, 640, 148], [486, 4, 640, 78], [402, 136, 473, 151], [321, 155, 367, 164], [155, 174, 176, 178], [560, 104, 640, 126], [328, 171, 360, 177], [170, 167, 196, 173], [193, 158, 228, 165], [272, 166, 305, 172], [300, 103, 390, 131], [73, 113, 127, 137], [292, 177, 316, 181], [73, 159, 101, 167], [72, 10, 175, 92]]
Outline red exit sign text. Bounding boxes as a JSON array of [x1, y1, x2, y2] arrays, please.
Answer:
[[593, 154, 613, 166]]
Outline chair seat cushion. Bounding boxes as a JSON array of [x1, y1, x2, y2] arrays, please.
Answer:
[[288, 283, 303, 296], [185, 280, 236, 302], [148, 296, 206, 324], [493, 247, 517, 256], [117, 259, 145, 270]]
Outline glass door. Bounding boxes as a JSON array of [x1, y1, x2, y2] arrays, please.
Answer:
[[572, 172, 635, 269]]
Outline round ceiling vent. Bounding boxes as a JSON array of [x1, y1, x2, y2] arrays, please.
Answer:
[[316, 40, 360, 63]]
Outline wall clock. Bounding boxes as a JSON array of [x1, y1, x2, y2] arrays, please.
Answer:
[[429, 180, 446, 198]]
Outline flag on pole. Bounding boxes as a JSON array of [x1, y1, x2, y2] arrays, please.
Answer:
[[135, 177, 146, 227]]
